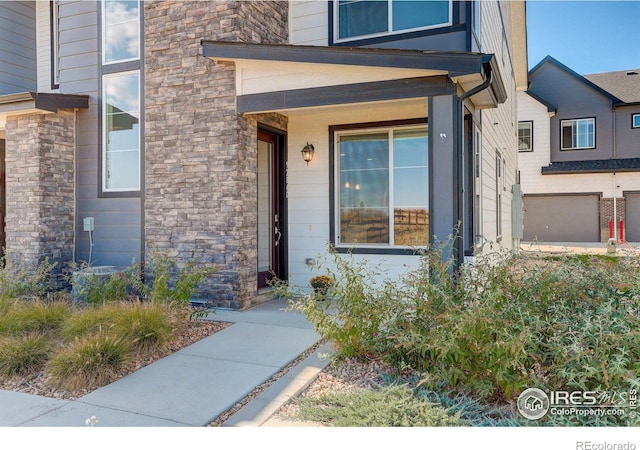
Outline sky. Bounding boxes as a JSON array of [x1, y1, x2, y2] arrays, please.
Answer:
[[526, 0, 640, 75]]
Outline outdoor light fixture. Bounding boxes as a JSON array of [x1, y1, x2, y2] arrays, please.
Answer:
[[301, 142, 315, 165]]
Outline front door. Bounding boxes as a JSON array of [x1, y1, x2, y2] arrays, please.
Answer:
[[257, 130, 283, 288]]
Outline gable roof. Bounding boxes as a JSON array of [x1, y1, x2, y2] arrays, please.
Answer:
[[529, 55, 623, 104], [584, 69, 640, 104]]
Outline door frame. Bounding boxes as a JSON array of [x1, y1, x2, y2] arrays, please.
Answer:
[[257, 127, 287, 289]]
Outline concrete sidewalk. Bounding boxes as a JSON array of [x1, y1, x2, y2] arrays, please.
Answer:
[[0, 298, 332, 427]]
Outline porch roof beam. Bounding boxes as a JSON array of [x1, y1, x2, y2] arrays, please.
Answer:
[[237, 76, 454, 114], [202, 40, 493, 78]]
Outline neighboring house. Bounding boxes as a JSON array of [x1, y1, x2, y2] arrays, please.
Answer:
[[0, 0, 527, 309], [518, 56, 640, 244]]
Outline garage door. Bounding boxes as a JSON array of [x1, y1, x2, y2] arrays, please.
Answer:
[[523, 194, 600, 242], [625, 193, 640, 242]]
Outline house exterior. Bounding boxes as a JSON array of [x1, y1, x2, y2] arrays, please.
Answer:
[[0, 0, 527, 309], [518, 56, 640, 244]]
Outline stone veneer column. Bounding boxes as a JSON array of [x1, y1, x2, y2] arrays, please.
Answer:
[[144, 1, 288, 309], [4, 110, 76, 271]]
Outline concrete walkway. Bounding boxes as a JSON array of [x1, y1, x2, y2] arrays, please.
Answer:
[[0, 298, 333, 427]]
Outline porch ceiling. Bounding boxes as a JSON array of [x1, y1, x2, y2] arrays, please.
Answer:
[[201, 41, 506, 113]]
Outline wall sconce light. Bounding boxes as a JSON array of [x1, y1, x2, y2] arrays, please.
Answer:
[[301, 142, 315, 166]]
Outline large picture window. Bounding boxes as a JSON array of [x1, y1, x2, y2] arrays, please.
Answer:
[[102, 0, 140, 64], [561, 118, 595, 150], [335, 0, 451, 42], [336, 125, 429, 248], [102, 71, 140, 192]]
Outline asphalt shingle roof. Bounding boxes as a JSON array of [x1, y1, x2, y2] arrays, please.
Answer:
[[584, 70, 640, 104], [542, 158, 640, 174]]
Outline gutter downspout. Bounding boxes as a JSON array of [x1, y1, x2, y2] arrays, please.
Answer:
[[454, 62, 493, 274]]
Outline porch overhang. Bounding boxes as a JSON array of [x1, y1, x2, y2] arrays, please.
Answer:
[[201, 41, 507, 113], [0, 92, 89, 129]]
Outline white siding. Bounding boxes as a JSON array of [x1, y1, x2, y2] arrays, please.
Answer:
[[290, 0, 328, 46], [36, 1, 56, 92], [286, 99, 427, 291], [517, 91, 640, 199], [473, 1, 520, 250]]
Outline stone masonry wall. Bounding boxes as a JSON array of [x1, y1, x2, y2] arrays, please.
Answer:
[[144, 1, 288, 309], [4, 110, 76, 271]]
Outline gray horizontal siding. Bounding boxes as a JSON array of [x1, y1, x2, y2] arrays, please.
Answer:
[[0, 1, 36, 94], [57, 1, 142, 267], [529, 62, 615, 163]]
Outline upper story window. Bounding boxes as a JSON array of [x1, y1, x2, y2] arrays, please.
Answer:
[[518, 121, 533, 152], [102, 71, 140, 192], [102, 0, 140, 64], [334, 0, 452, 43], [633, 114, 640, 128], [561, 118, 595, 150], [335, 124, 429, 249]]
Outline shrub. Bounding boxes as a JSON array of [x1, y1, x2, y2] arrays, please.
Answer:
[[278, 248, 397, 358], [295, 384, 461, 427], [114, 302, 177, 354], [285, 241, 640, 425], [0, 257, 58, 301], [47, 334, 130, 390], [71, 267, 129, 304], [0, 332, 51, 377], [139, 250, 214, 311], [0, 300, 69, 335]]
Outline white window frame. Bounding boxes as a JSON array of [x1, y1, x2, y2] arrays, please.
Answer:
[[495, 149, 502, 241], [633, 114, 640, 129], [333, 0, 453, 44], [101, 0, 140, 66], [102, 70, 141, 192], [334, 124, 429, 249], [518, 121, 533, 152], [474, 127, 483, 247], [561, 117, 595, 150]]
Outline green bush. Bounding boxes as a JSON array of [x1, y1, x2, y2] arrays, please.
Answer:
[[0, 257, 58, 301], [138, 250, 214, 313], [0, 332, 51, 377], [278, 248, 398, 358], [47, 334, 130, 390], [286, 242, 640, 425]]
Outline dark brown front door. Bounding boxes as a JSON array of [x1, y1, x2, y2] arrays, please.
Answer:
[[257, 131, 281, 288]]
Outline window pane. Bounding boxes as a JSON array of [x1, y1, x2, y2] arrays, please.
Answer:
[[104, 72, 140, 191], [106, 149, 139, 190], [338, 0, 388, 39], [561, 123, 573, 149], [518, 122, 532, 151], [339, 133, 390, 244], [634, 115, 640, 128], [393, 128, 428, 246], [392, 0, 449, 31], [104, 0, 139, 63]]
